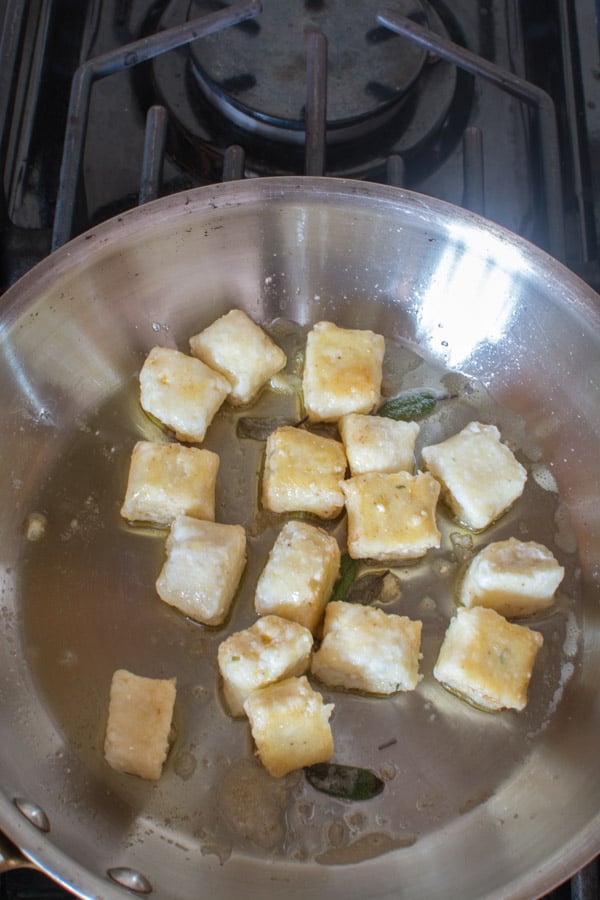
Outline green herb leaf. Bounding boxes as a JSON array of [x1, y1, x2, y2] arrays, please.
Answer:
[[377, 389, 450, 421], [330, 553, 360, 604], [305, 763, 385, 801], [236, 416, 299, 441]]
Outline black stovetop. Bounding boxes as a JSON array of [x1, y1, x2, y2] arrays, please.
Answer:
[[2, 0, 600, 292]]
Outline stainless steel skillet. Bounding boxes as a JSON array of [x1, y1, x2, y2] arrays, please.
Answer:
[[0, 177, 599, 900]]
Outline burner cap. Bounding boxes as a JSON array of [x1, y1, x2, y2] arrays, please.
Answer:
[[188, 0, 431, 143]]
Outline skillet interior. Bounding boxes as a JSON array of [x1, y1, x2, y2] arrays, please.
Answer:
[[0, 177, 599, 900]]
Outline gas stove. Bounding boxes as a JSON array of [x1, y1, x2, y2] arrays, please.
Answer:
[[0, 1, 599, 898], [2, 0, 600, 289]]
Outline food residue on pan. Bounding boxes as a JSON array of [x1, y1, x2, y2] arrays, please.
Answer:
[[23, 511, 47, 542]]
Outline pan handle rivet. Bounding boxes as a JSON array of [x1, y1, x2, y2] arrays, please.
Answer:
[[108, 867, 153, 894], [13, 798, 50, 833]]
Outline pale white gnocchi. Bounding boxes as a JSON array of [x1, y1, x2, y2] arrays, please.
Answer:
[[104, 669, 176, 781], [189, 308, 287, 406], [139, 346, 231, 443], [244, 675, 335, 778], [262, 425, 347, 519], [458, 537, 565, 618], [340, 469, 441, 561], [433, 606, 544, 712], [302, 321, 385, 422], [421, 421, 527, 531], [156, 515, 246, 627], [338, 413, 419, 476], [217, 615, 313, 718], [254, 520, 341, 633], [120, 440, 219, 526], [311, 601, 423, 694]]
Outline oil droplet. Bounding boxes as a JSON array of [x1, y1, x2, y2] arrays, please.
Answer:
[[531, 463, 558, 493], [173, 751, 197, 781], [450, 531, 474, 561], [24, 512, 47, 542]]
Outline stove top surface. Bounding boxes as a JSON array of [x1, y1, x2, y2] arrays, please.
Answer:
[[2, 0, 599, 291]]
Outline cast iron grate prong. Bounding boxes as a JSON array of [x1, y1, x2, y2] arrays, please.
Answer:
[[51, 0, 262, 250], [139, 105, 167, 206], [222, 145, 246, 182], [304, 29, 328, 177], [386, 154, 405, 187], [376, 7, 565, 261], [462, 125, 484, 216]]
